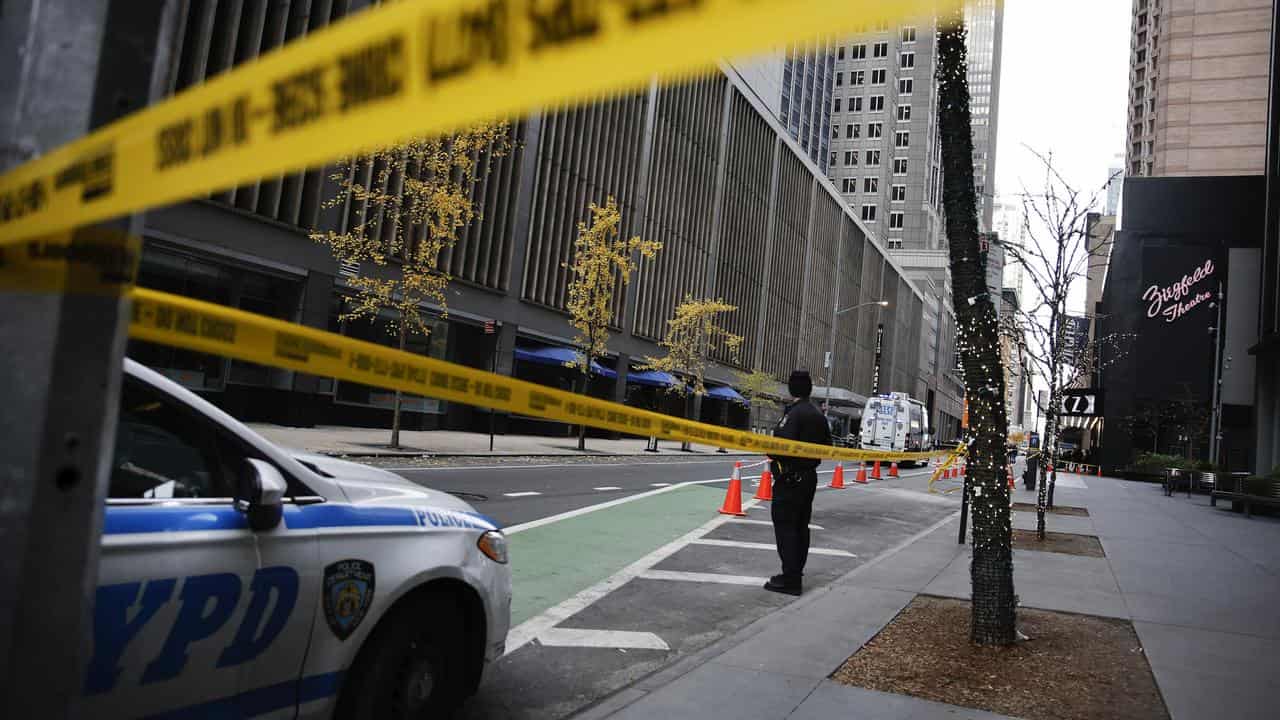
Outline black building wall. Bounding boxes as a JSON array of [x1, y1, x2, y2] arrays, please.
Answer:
[[1099, 176, 1264, 471]]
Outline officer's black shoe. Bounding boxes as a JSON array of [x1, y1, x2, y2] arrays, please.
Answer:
[[763, 575, 801, 596]]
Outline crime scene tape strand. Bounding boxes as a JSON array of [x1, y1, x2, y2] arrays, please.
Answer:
[[0, 0, 960, 244], [129, 287, 946, 464]]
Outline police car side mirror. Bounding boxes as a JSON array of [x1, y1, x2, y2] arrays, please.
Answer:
[[237, 459, 287, 531]]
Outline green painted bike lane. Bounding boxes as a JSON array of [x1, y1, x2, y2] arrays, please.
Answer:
[[506, 484, 726, 626]]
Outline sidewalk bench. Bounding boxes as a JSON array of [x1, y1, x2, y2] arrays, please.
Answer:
[[1211, 474, 1280, 518]]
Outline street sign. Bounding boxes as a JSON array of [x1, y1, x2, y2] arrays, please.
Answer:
[[824, 351, 831, 369], [1062, 388, 1104, 417], [1029, 431, 1040, 448]]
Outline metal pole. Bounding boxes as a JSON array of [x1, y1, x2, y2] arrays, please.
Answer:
[[825, 237, 845, 421], [0, 1, 178, 712], [1208, 284, 1224, 466]]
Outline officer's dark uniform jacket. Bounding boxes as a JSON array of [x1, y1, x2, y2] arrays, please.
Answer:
[[768, 398, 832, 586]]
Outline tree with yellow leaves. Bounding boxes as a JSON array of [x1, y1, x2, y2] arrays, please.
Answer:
[[311, 122, 511, 448], [734, 367, 780, 433], [643, 297, 744, 451], [565, 197, 661, 450]]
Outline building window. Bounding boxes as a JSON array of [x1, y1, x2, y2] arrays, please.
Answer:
[[893, 158, 908, 174], [830, 152, 837, 167], [864, 177, 879, 193], [851, 70, 865, 86], [865, 150, 881, 166], [888, 238, 903, 250], [889, 211, 904, 229], [851, 44, 866, 60], [895, 131, 910, 148], [834, 97, 842, 113], [867, 122, 882, 138], [861, 204, 877, 222], [871, 68, 886, 85], [835, 72, 844, 87], [897, 105, 912, 121], [891, 185, 906, 202], [845, 123, 855, 139], [873, 41, 888, 58], [898, 78, 913, 94], [842, 178, 855, 193], [900, 52, 915, 69], [832, 124, 840, 139], [850, 96, 864, 112], [852, 123, 862, 138], [844, 150, 856, 165], [838, 46, 846, 60], [870, 96, 885, 112], [901, 26, 917, 43]]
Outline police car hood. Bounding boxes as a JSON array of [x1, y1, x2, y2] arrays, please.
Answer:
[[292, 452, 478, 514]]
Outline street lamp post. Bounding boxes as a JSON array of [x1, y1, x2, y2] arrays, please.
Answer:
[[824, 299, 890, 422]]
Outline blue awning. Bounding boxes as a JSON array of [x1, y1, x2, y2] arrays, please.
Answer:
[[514, 345, 617, 379], [707, 385, 748, 404], [627, 369, 676, 387]]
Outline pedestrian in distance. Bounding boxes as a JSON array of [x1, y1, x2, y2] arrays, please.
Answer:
[[764, 370, 832, 596]]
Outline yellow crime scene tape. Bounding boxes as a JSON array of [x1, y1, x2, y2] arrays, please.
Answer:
[[0, 0, 960, 244], [130, 287, 946, 464]]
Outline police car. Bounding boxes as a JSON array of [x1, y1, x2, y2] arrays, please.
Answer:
[[82, 359, 511, 719]]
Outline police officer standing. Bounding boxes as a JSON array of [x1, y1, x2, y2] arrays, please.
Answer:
[[765, 370, 832, 596]]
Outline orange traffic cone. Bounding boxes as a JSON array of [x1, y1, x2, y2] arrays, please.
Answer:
[[754, 466, 773, 501], [872, 460, 882, 479], [856, 463, 869, 484], [889, 461, 899, 478], [829, 463, 846, 489], [1096, 466, 1102, 478], [1007, 467, 1015, 490], [718, 462, 747, 516]]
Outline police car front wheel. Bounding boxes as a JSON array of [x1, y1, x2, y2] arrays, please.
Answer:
[[336, 595, 467, 719]]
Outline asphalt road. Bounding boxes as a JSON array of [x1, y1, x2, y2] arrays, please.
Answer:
[[382, 455, 952, 720], [386, 454, 764, 527]]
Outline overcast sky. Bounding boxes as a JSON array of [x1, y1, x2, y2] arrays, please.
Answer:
[[994, 0, 1131, 209]]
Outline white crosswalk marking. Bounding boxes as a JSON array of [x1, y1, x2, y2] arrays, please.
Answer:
[[690, 538, 855, 557], [727, 518, 824, 530], [649, 482, 672, 487], [536, 628, 669, 651], [594, 486, 623, 491], [638, 569, 768, 586], [503, 491, 541, 497]]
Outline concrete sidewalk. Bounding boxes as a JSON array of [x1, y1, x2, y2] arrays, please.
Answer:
[[578, 473, 1280, 720], [247, 423, 738, 457]]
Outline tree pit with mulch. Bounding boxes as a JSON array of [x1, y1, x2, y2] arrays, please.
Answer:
[[832, 596, 1169, 720], [1012, 502, 1090, 517], [1012, 529, 1105, 557]]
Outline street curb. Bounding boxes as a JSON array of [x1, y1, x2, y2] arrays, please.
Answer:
[[566, 509, 964, 720]]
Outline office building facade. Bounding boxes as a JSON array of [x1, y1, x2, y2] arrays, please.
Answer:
[[1126, 0, 1273, 177], [110, 0, 935, 438]]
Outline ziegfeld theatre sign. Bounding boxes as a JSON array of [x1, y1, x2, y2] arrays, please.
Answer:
[[1142, 259, 1215, 323]]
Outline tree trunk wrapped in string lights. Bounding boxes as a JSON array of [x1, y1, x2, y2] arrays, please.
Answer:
[[937, 14, 1017, 646]]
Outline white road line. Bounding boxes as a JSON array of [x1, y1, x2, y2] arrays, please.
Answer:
[[727, 518, 824, 530], [650, 482, 672, 487], [504, 499, 760, 654], [594, 486, 623, 491], [690, 538, 855, 557], [503, 491, 542, 497], [536, 628, 669, 651], [638, 569, 768, 586]]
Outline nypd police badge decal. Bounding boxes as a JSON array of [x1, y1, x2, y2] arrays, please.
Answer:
[[323, 559, 375, 640]]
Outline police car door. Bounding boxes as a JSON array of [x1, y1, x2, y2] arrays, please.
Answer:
[[82, 374, 317, 718]]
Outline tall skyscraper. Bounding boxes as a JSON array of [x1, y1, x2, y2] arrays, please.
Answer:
[[1106, 153, 1124, 216], [779, 43, 836, 173], [1126, 0, 1272, 177], [966, 0, 1003, 232], [827, 18, 944, 251]]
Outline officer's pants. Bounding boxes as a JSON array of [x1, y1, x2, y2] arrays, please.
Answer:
[[771, 469, 818, 584]]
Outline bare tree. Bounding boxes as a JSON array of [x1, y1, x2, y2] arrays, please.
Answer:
[[997, 149, 1120, 535], [937, 13, 1016, 646]]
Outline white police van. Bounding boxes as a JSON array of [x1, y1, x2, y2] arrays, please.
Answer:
[[858, 392, 930, 467], [82, 359, 511, 719]]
